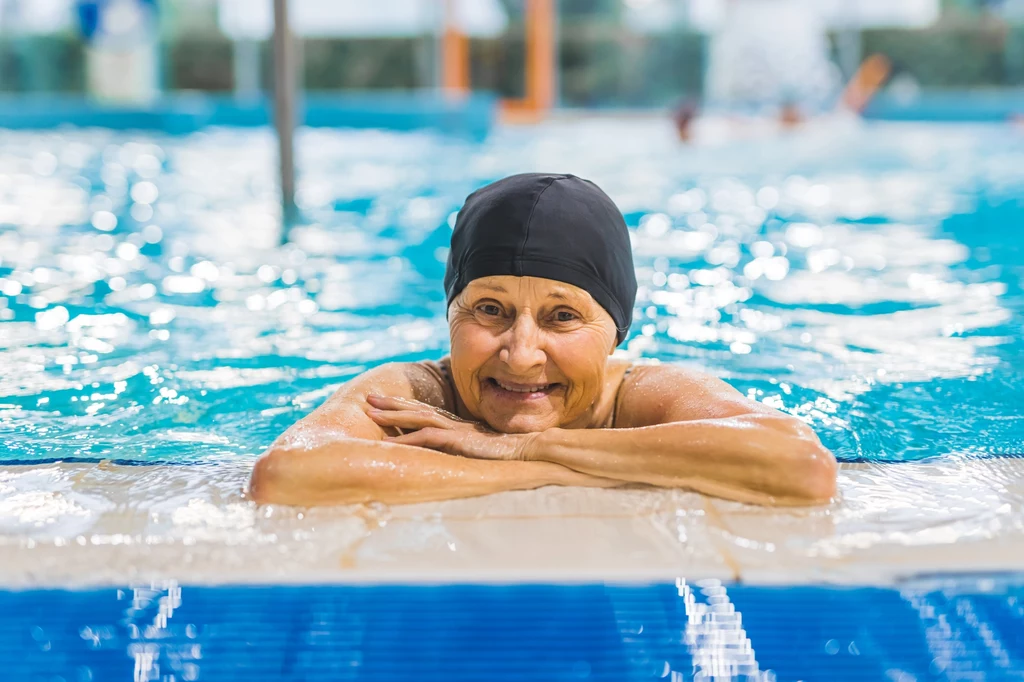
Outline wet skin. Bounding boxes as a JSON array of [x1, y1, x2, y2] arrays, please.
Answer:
[[250, 276, 838, 507]]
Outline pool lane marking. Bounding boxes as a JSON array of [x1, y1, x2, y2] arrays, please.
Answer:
[[677, 577, 764, 681]]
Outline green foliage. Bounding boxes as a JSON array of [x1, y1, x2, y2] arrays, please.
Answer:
[[302, 38, 424, 91], [559, 30, 704, 106], [166, 38, 234, 91], [0, 35, 85, 92], [863, 25, 1012, 86], [3, 18, 1024, 99]]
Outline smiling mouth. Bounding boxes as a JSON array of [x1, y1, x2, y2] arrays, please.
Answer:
[[485, 378, 561, 396]]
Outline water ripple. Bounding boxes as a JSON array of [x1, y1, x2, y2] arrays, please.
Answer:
[[0, 121, 1022, 465]]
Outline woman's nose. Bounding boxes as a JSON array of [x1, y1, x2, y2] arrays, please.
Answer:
[[499, 315, 545, 373]]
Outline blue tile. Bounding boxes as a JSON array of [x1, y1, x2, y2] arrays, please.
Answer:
[[1, 578, 1023, 681]]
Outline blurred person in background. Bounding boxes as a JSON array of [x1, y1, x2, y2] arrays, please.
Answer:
[[250, 174, 838, 509], [672, 97, 699, 141], [703, 0, 840, 127], [75, 0, 159, 103]]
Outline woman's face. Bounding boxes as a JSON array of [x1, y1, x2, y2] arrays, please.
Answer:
[[448, 275, 619, 433]]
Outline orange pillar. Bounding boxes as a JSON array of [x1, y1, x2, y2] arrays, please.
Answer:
[[501, 0, 556, 122], [525, 0, 555, 113], [441, 0, 470, 97]]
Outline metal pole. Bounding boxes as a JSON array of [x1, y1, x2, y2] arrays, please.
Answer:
[[273, 0, 297, 231]]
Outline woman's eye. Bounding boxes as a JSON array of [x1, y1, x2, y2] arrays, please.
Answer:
[[555, 310, 579, 322], [477, 304, 502, 316]]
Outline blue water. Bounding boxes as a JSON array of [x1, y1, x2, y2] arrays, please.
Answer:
[[1, 120, 1023, 464], [2, 576, 1023, 681]]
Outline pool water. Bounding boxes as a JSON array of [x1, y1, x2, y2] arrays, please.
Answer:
[[4, 576, 1023, 681], [1, 119, 1022, 465], [3, 118, 1024, 681]]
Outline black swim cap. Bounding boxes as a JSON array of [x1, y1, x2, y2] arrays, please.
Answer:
[[444, 173, 637, 345]]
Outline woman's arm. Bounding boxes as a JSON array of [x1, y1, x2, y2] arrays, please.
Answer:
[[525, 416, 835, 506], [250, 436, 620, 506], [524, 365, 837, 505], [379, 364, 837, 506], [249, 362, 619, 506]]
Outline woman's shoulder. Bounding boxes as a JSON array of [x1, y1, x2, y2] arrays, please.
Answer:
[[608, 357, 651, 427], [609, 356, 657, 384], [613, 360, 753, 427], [341, 359, 454, 410], [411, 357, 458, 411]]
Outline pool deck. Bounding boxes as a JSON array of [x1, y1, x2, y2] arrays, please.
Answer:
[[1, 457, 1021, 588]]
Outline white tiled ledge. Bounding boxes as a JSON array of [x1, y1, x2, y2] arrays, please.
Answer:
[[1, 458, 1021, 588]]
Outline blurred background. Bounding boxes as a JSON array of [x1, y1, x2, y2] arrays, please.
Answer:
[[0, 0, 1022, 112]]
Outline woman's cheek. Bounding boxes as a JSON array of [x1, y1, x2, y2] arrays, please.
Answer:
[[450, 327, 487, 374], [452, 316, 491, 346], [555, 336, 608, 414], [451, 325, 497, 413]]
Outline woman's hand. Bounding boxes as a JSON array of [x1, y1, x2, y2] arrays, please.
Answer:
[[365, 394, 535, 461]]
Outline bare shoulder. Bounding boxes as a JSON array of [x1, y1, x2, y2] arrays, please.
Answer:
[[615, 362, 774, 428], [326, 360, 452, 410], [277, 360, 452, 444]]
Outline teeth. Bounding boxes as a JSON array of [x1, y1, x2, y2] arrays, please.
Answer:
[[496, 380, 548, 393]]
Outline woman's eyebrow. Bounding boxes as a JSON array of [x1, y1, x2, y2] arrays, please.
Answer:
[[472, 285, 579, 302], [547, 293, 591, 307]]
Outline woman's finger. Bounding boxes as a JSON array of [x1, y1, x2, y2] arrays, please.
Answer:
[[367, 394, 470, 423], [366, 394, 427, 411], [387, 428, 457, 454], [388, 430, 512, 461], [366, 409, 445, 430]]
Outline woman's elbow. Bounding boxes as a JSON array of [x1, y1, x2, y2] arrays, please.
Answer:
[[249, 449, 291, 505], [799, 444, 838, 503], [757, 415, 838, 504], [249, 447, 329, 505], [249, 445, 380, 507], [789, 426, 838, 504]]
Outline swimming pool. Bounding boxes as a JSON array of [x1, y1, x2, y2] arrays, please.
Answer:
[[2, 118, 1022, 465], [1, 117, 1023, 679], [4, 576, 1023, 681]]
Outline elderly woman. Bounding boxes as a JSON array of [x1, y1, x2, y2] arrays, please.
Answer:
[[250, 174, 837, 507]]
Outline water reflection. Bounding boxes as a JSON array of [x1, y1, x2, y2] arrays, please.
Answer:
[[0, 122, 1022, 474], [1, 576, 1020, 681]]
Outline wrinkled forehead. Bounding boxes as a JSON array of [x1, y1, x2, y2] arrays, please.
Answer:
[[461, 275, 598, 308]]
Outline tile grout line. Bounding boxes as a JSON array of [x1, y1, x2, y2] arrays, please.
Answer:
[[700, 496, 743, 583]]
